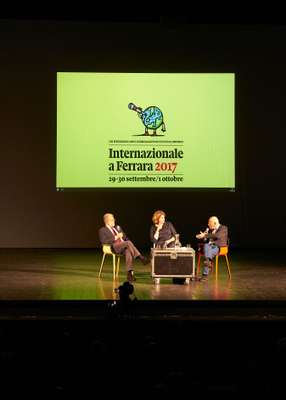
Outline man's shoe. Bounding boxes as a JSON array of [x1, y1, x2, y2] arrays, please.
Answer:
[[140, 256, 150, 265], [127, 270, 136, 282], [198, 274, 208, 282]]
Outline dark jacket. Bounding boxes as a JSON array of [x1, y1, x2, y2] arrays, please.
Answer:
[[98, 226, 126, 246], [150, 221, 177, 247], [205, 225, 228, 248]]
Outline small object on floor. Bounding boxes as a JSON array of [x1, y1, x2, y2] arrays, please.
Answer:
[[172, 278, 186, 284], [127, 270, 136, 282], [198, 274, 209, 282]]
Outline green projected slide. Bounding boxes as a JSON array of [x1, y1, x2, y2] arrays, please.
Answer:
[[57, 73, 235, 189]]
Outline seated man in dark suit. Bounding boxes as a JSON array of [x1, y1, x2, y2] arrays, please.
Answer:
[[196, 216, 228, 280], [98, 213, 148, 282]]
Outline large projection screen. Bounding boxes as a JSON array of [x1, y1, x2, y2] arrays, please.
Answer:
[[57, 73, 235, 189]]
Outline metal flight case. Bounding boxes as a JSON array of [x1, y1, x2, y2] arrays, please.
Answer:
[[151, 247, 196, 285]]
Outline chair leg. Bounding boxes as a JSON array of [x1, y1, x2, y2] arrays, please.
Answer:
[[197, 254, 201, 275], [215, 256, 218, 279], [225, 254, 231, 279], [116, 256, 120, 277], [98, 253, 106, 277], [112, 255, 116, 280]]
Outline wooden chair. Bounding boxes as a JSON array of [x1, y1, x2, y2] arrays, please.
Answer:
[[197, 243, 231, 279], [98, 244, 121, 279], [215, 246, 231, 279]]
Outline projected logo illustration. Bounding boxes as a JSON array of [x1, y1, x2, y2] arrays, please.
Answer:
[[128, 102, 166, 136]]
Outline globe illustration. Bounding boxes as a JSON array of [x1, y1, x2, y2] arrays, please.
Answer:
[[141, 106, 164, 130], [128, 102, 166, 136]]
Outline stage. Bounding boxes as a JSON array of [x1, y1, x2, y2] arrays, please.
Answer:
[[0, 248, 285, 301], [0, 248, 286, 301]]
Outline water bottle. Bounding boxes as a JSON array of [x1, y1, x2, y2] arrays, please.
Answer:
[[174, 234, 181, 248]]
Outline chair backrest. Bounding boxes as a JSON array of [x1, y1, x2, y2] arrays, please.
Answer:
[[102, 244, 113, 255], [219, 238, 230, 254]]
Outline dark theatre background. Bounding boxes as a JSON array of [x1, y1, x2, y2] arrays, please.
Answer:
[[0, 17, 286, 394]]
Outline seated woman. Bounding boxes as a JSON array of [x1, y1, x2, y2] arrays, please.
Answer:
[[150, 210, 177, 248]]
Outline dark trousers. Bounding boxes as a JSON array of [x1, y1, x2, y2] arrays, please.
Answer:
[[113, 240, 141, 271]]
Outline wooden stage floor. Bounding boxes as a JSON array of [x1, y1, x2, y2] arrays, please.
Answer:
[[0, 248, 285, 301]]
